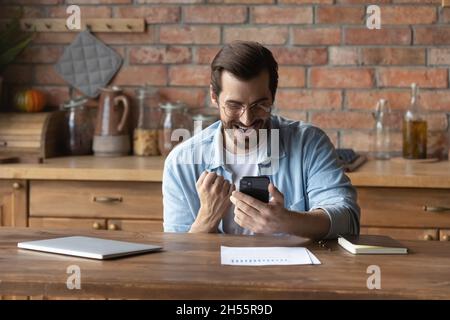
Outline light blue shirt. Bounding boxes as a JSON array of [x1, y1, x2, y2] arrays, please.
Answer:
[[162, 115, 360, 239]]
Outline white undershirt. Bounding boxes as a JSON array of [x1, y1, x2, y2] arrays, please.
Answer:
[[222, 140, 268, 235]]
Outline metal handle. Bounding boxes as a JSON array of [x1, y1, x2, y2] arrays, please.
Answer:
[[12, 182, 22, 190], [93, 196, 123, 203], [423, 205, 450, 213], [423, 234, 434, 241], [108, 223, 119, 231], [442, 234, 449, 241], [92, 222, 102, 230]]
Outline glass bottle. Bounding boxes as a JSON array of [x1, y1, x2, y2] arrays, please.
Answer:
[[402, 83, 427, 159], [373, 99, 391, 160], [158, 102, 190, 157], [133, 86, 161, 156], [61, 97, 94, 155]]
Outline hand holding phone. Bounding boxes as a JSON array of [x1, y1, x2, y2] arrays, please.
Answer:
[[239, 176, 270, 203]]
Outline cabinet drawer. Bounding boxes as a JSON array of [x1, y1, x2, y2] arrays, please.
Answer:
[[358, 187, 450, 228], [107, 219, 163, 233], [360, 227, 438, 241], [29, 217, 106, 230], [30, 181, 163, 219]]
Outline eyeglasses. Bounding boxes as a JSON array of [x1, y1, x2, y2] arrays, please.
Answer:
[[221, 101, 272, 118]]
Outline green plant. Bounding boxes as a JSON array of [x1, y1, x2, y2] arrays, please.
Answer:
[[0, 11, 34, 74]]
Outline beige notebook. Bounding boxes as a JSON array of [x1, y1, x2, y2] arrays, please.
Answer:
[[338, 235, 408, 255]]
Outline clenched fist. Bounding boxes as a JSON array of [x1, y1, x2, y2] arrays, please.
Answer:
[[190, 171, 235, 233]]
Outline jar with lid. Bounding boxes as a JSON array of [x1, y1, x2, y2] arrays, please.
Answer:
[[133, 85, 161, 156], [403, 83, 427, 159], [158, 102, 190, 157], [191, 108, 219, 135], [61, 97, 94, 155], [372, 99, 391, 160]]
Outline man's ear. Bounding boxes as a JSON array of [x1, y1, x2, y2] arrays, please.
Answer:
[[210, 85, 218, 109]]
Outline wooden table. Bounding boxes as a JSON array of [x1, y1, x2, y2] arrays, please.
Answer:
[[1, 228, 449, 300]]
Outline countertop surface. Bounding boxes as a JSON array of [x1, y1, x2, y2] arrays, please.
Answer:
[[1, 227, 449, 299], [0, 155, 450, 188]]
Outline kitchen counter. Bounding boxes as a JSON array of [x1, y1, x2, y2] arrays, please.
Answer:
[[0, 156, 165, 182], [1, 155, 450, 187]]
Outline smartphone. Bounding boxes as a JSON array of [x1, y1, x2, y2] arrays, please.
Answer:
[[239, 176, 270, 203]]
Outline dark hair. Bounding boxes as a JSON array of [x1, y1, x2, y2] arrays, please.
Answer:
[[210, 41, 278, 101]]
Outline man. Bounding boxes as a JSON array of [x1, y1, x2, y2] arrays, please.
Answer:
[[163, 41, 360, 240]]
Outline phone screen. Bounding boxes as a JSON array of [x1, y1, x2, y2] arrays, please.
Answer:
[[239, 176, 270, 203]]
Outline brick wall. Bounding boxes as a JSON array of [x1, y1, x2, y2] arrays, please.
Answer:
[[1, 0, 450, 152]]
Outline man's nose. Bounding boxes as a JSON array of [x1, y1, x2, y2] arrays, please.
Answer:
[[240, 107, 254, 126]]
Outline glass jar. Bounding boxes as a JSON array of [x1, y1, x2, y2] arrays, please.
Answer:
[[158, 102, 190, 157], [61, 97, 94, 155], [372, 99, 391, 160], [191, 108, 219, 135], [133, 86, 161, 156], [403, 83, 427, 159]]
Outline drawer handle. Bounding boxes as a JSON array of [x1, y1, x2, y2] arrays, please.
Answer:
[[442, 234, 449, 241], [93, 196, 123, 203], [423, 234, 434, 241], [108, 223, 119, 231], [92, 222, 102, 230], [423, 205, 450, 213]]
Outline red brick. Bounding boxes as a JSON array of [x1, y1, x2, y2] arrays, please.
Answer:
[[169, 65, 210, 86], [157, 88, 208, 108], [0, 0, 59, 4], [361, 48, 426, 66], [340, 131, 402, 153], [346, 90, 411, 110], [116, 6, 180, 23], [160, 26, 220, 44], [423, 113, 448, 131], [2, 65, 33, 84], [292, 27, 341, 45], [184, 6, 247, 24], [279, 0, 332, 3], [311, 112, 373, 130], [337, 0, 390, 3], [137, 0, 202, 3], [421, 91, 450, 111], [129, 46, 191, 64], [48, 6, 111, 18], [428, 48, 450, 65], [310, 68, 374, 88], [207, 0, 273, 3], [393, 0, 441, 3], [415, 27, 450, 45], [270, 47, 327, 65], [112, 66, 167, 86], [316, 6, 365, 24], [345, 28, 411, 45], [251, 6, 313, 24], [273, 110, 308, 123], [329, 47, 359, 65], [0, 6, 43, 18], [442, 8, 450, 24], [96, 29, 156, 45], [276, 89, 342, 110], [195, 46, 221, 64], [68, 0, 132, 3], [16, 46, 64, 64], [278, 67, 306, 88], [380, 6, 437, 25], [378, 68, 448, 88], [35, 65, 65, 85], [224, 27, 289, 45]]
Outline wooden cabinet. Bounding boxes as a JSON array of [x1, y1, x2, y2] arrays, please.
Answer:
[[0, 180, 27, 227], [28, 180, 164, 232], [357, 187, 450, 241]]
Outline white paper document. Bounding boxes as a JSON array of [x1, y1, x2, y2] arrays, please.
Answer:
[[221, 246, 321, 266]]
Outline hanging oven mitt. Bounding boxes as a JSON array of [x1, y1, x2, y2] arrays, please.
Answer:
[[54, 30, 123, 98]]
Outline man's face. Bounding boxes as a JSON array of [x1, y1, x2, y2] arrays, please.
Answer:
[[211, 70, 273, 151]]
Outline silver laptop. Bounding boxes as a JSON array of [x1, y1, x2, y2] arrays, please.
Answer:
[[18, 236, 162, 260]]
